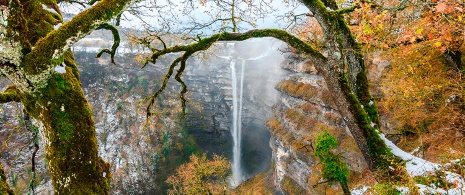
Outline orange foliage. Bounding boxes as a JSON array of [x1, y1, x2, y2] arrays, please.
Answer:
[[350, 0, 464, 52], [380, 41, 465, 162], [347, 0, 465, 162]]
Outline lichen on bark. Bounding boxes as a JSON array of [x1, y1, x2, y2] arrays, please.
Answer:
[[1, 0, 134, 192]]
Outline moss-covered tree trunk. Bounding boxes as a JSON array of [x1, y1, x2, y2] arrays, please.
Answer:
[[0, 0, 133, 192], [20, 51, 112, 194], [300, 0, 392, 169]]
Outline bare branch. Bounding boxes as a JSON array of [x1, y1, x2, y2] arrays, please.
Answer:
[[174, 53, 191, 120], [145, 56, 183, 116], [157, 36, 167, 50]]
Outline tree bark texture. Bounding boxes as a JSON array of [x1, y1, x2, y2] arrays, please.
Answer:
[[0, 0, 134, 192]]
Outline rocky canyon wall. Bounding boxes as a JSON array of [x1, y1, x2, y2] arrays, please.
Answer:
[[266, 54, 372, 194]]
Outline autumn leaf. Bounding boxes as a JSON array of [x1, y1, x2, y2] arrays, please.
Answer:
[[435, 2, 447, 13], [455, 6, 464, 12], [440, 46, 447, 53], [434, 42, 442, 47], [428, 33, 434, 40], [444, 32, 453, 41]]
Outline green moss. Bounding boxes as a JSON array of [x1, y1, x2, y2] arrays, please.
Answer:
[[20, 52, 111, 194], [355, 71, 380, 126], [0, 86, 20, 103], [373, 183, 401, 195], [20, 0, 133, 75], [314, 131, 349, 184]]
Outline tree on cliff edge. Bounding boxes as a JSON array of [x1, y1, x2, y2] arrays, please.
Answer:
[[0, 0, 393, 194]]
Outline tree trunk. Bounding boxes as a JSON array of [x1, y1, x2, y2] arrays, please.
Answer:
[[340, 181, 350, 195], [19, 51, 111, 194], [1, 0, 133, 192], [299, 0, 392, 170]]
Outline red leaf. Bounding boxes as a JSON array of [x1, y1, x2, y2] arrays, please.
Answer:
[[436, 2, 447, 13], [428, 33, 434, 40], [440, 46, 447, 53]]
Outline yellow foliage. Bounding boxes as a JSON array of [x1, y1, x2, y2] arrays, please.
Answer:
[[166, 154, 231, 195]]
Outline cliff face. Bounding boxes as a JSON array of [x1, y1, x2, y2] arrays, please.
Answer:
[[266, 54, 371, 194]]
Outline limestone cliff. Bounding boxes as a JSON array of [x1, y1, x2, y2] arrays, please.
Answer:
[[266, 54, 373, 194]]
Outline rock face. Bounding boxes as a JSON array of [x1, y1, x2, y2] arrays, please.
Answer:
[[266, 54, 369, 194]]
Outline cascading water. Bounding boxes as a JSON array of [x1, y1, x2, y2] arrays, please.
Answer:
[[230, 59, 246, 187], [225, 40, 275, 187]]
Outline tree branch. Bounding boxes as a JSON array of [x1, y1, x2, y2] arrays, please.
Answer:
[[145, 56, 183, 116], [0, 85, 20, 103], [335, 6, 358, 14], [95, 23, 120, 64], [173, 52, 191, 120], [143, 29, 326, 68], [22, 0, 134, 76], [142, 29, 326, 117]]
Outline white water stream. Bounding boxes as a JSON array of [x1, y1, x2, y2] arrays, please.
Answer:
[[225, 41, 274, 187], [230, 59, 246, 187]]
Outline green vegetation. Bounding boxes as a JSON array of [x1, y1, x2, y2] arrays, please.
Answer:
[[314, 131, 350, 195]]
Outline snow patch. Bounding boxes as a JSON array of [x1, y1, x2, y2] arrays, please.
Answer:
[[379, 133, 441, 176], [380, 133, 465, 194], [396, 186, 410, 194], [54, 65, 66, 73], [351, 186, 369, 195]]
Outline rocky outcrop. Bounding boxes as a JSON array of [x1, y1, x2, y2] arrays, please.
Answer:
[[267, 54, 370, 194]]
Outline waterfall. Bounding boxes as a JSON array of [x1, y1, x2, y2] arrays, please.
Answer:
[[230, 59, 246, 187]]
